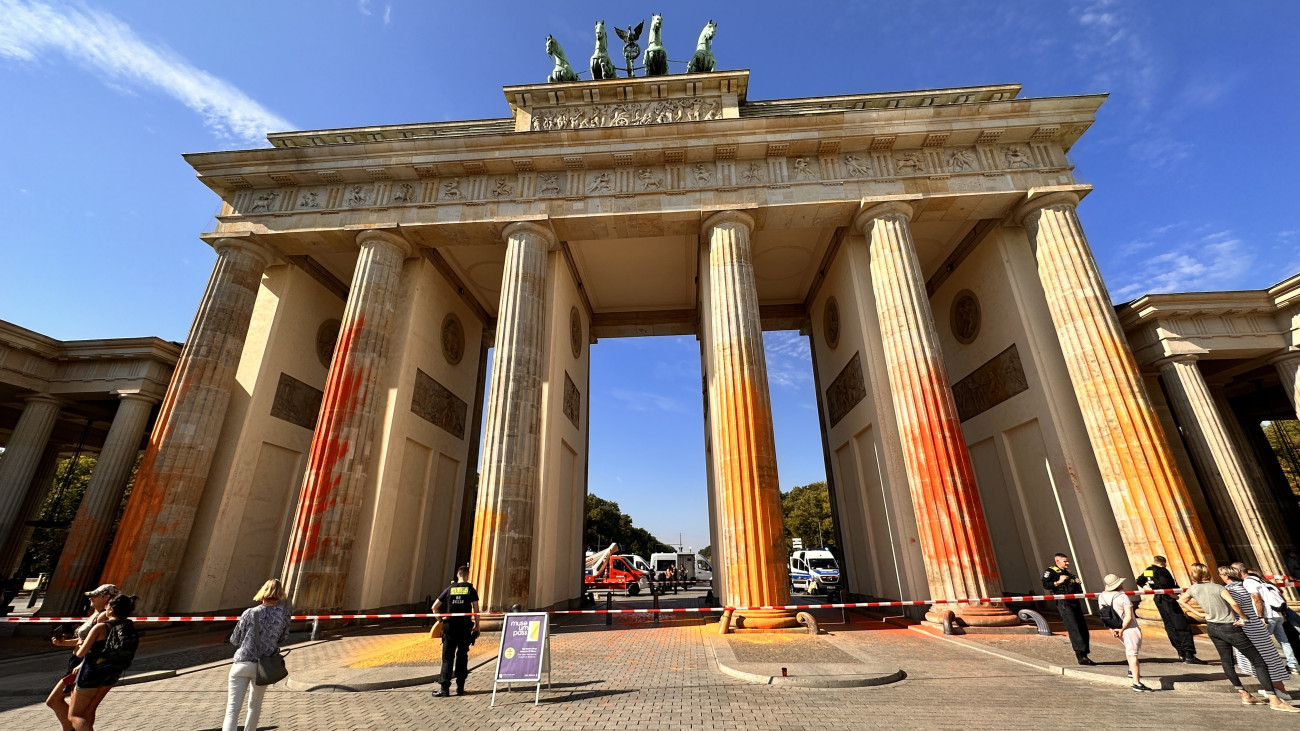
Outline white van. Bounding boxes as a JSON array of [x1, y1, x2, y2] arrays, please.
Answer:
[[650, 552, 697, 581], [695, 555, 713, 582], [788, 549, 840, 594]]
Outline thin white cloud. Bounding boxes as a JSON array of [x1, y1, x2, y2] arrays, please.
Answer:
[[1112, 229, 1253, 300], [358, 0, 372, 16], [763, 331, 813, 390], [0, 0, 292, 144], [383, 5, 392, 25], [610, 388, 684, 413]]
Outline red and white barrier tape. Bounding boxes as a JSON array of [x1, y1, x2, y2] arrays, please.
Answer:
[[7, 583, 1295, 624]]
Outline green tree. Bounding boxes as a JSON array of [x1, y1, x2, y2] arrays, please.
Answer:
[[20, 456, 95, 578], [781, 481, 834, 554], [584, 493, 674, 559], [698, 545, 711, 561], [1263, 420, 1300, 492]]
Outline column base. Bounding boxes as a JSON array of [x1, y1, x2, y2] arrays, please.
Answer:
[[733, 608, 800, 630], [925, 602, 1021, 628]]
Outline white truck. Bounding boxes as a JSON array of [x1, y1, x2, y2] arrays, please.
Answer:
[[788, 549, 841, 594]]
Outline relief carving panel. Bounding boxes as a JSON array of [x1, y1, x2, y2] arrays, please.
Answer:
[[529, 97, 723, 131], [411, 368, 467, 439], [825, 352, 866, 427], [270, 372, 324, 430], [563, 371, 581, 428], [951, 344, 1029, 422]]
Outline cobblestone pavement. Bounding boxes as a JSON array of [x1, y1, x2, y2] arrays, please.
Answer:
[[0, 610, 1282, 730]]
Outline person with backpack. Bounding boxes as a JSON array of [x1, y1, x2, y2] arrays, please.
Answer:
[[1236, 563, 1298, 672], [1097, 573, 1153, 692], [223, 578, 291, 731], [1221, 565, 1295, 704], [68, 593, 139, 730], [46, 584, 119, 731]]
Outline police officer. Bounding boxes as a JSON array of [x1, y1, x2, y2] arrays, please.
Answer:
[[432, 565, 480, 697], [1043, 552, 1094, 665], [1135, 555, 1205, 664]]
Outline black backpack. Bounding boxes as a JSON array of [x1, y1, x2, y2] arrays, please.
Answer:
[[93, 620, 139, 674]]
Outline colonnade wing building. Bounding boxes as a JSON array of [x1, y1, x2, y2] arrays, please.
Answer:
[[60, 70, 1298, 620]]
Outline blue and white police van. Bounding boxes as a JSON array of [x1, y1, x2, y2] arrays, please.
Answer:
[[788, 549, 840, 594]]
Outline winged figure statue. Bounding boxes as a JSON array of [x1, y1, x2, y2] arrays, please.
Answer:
[[614, 20, 643, 78]]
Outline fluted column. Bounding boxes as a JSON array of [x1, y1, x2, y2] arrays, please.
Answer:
[[282, 230, 413, 612], [469, 222, 553, 613], [1017, 192, 1213, 582], [856, 202, 1016, 627], [701, 211, 795, 629], [0, 395, 63, 552], [1273, 352, 1300, 418], [44, 393, 157, 614], [0, 444, 61, 578], [100, 238, 272, 614]]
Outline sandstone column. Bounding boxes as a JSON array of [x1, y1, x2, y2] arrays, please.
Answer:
[[1017, 192, 1213, 581], [44, 393, 157, 614], [469, 222, 553, 613], [701, 211, 796, 629], [855, 202, 1017, 627], [282, 230, 413, 612], [1272, 352, 1300, 418], [99, 238, 272, 614], [0, 444, 61, 577], [0, 395, 63, 553]]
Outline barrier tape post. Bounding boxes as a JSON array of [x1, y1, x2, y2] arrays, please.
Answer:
[[605, 591, 612, 626]]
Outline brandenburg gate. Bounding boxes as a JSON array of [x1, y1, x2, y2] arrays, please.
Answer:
[[89, 59, 1297, 627]]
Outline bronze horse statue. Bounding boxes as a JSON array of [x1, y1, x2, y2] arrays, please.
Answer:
[[591, 21, 617, 80], [546, 34, 579, 83], [643, 13, 668, 76], [687, 20, 717, 73]]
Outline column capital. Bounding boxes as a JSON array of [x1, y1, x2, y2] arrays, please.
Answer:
[[1014, 191, 1082, 226], [355, 229, 415, 259], [701, 210, 755, 237], [853, 200, 913, 232], [22, 393, 64, 408], [501, 221, 558, 251], [1267, 350, 1300, 366], [1155, 353, 1201, 369], [115, 392, 160, 406], [210, 237, 274, 269]]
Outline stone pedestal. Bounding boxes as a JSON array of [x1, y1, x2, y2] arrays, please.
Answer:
[[0, 445, 61, 577], [0, 396, 62, 555], [44, 393, 157, 614], [100, 238, 272, 614], [1272, 353, 1300, 418], [468, 222, 552, 614], [283, 230, 413, 612], [1017, 192, 1213, 582], [702, 211, 796, 630], [855, 202, 1016, 628]]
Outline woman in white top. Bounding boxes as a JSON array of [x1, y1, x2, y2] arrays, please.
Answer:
[[45, 583, 118, 731], [1098, 573, 1152, 693]]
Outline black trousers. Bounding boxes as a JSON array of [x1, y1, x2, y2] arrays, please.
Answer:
[[440, 624, 472, 687], [1153, 595, 1196, 656], [1056, 599, 1090, 658], [1205, 621, 1273, 691]]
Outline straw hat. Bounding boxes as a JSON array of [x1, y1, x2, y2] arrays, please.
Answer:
[[1102, 573, 1125, 591]]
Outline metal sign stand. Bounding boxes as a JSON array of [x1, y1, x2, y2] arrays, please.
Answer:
[[490, 614, 552, 707]]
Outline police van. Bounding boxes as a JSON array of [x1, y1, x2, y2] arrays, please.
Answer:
[[788, 549, 840, 594]]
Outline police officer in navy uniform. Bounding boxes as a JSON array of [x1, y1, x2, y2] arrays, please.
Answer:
[[1136, 555, 1205, 664], [1043, 552, 1094, 665], [432, 565, 480, 697]]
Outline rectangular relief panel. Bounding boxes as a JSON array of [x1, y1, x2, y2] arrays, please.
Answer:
[[411, 368, 467, 439], [269, 372, 324, 430], [825, 352, 866, 427], [563, 371, 581, 428], [952, 345, 1028, 422]]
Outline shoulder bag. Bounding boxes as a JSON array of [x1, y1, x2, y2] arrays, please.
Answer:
[[253, 608, 290, 686]]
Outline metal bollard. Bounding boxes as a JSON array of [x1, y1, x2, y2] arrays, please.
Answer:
[[653, 584, 660, 624], [606, 591, 613, 626], [1017, 609, 1053, 636], [311, 618, 320, 641]]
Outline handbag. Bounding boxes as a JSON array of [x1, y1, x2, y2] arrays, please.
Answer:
[[253, 609, 289, 686]]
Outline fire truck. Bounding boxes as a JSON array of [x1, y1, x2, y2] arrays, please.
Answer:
[[584, 543, 649, 596]]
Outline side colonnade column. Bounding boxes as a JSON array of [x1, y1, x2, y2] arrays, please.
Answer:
[[701, 211, 796, 629], [469, 222, 553, 614], [282, 230, 413, 613], [0, 395, 63, 554], [1273, 352, 1300, 418], [854, 202, 1017, 627], [1016, 192, 1214, 583], [100, 238, 272, 614]]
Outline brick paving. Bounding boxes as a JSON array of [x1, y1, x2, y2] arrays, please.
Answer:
[[1, 608, 1288, 730]]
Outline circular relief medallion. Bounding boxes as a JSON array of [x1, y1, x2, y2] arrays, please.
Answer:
[[441, 313, 465, 365], [315, 319, 341, 368], [823, 297, 841, 350], [569, 307, 583, 359], [950, 290, 981, 345]]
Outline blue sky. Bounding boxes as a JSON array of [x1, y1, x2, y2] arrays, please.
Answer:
[[3, 1, 1298, 551]]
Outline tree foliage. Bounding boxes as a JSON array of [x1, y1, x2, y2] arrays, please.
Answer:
[[18, 454, 140, 580], [1263, 420, 1300, 494], [698, 545, 711, 561], [781, 481, 834, 554], [584, 493, 674, 559]]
